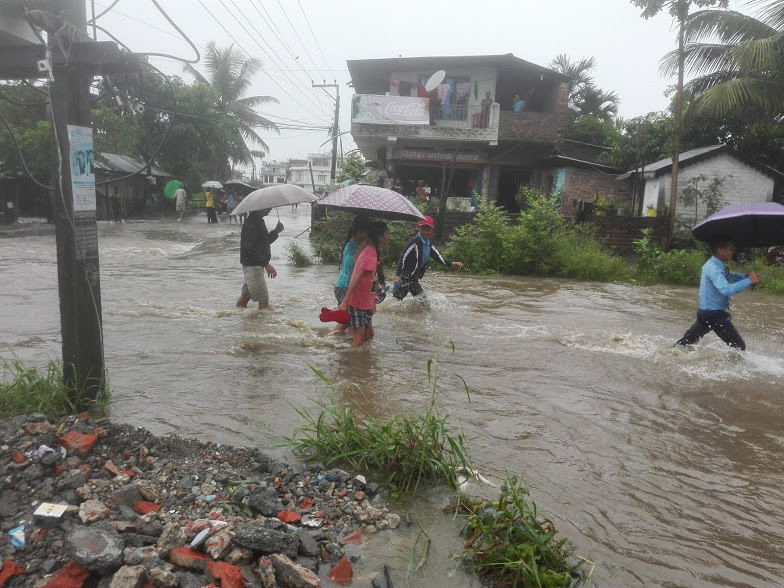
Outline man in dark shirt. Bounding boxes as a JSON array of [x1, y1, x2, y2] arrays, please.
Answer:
[[236, 208, 284, 309]]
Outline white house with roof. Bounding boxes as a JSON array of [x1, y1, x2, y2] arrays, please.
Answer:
[[620, 145, 784, 225]]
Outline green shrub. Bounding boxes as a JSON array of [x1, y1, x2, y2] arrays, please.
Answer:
[[444, 198, 511, 274], [633, 228, 706, 285], [456, 475, 588, 587], [550, 225, 629, 282], [1, 359, 111, 419], [757, 264, 784, 295], [286, 241, 314, 267]]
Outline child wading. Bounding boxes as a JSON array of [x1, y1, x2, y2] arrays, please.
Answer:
[[674, 235, 759, 350], [338, 221, 390, 348]]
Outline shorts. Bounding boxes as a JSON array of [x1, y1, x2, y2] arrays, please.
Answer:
[[334, 286, 348, 305], [393, 278, 424, 300], [176, 203, 186, 212], [348, 306, 373, 329], [240, 265, 269, 304]]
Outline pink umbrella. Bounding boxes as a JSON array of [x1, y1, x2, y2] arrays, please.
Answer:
[[318, 184, 425, 222]]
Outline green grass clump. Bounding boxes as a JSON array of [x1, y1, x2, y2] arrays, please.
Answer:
[[286, 241, 314, 266], [0, 359, 110, 420], [756, 264, 784, 295], [456, 475, 589, 588], [287, 356, 472, 498], [633, 228, 705, 286]]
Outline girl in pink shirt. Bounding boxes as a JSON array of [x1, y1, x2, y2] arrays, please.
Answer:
[[339, 221, 390, 348]]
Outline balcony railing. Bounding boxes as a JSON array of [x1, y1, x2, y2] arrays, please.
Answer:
[[351, 94, 499, 142]]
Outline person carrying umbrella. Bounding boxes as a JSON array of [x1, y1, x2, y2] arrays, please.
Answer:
[[392, 215, 463, 301], [236, 208, 284, 310], [175, 185, 188, 222], [674, 235, 758, 351]]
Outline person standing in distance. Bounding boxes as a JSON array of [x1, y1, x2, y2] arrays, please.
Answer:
[[392, 215, 463, 300], [674, 235, 758, 350], [175, 185, 187, 222], [205, 188, 218, 224], [236, 208, 284, 310]]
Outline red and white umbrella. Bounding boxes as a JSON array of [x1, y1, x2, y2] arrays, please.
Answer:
[[318, 184, 424, 222]]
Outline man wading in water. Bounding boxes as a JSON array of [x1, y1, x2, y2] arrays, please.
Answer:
[[236, 208, 283, 310]]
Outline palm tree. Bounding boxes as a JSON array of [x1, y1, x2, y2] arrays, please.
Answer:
[[184, 42, 279, 178], [661, 0, 784, 117], [549, 54, 597, 110]]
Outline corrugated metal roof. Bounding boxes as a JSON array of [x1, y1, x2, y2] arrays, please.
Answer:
[[97, 153, 174, 177], [621, 145, 725, 178]]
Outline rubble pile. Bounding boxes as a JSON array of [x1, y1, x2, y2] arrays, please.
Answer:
[[0, 413, 404, 588]]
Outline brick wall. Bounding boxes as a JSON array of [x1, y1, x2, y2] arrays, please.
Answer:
[[584, 215, 668, 254], [498, 111, 567, 143], [564, 168, 632, 210]]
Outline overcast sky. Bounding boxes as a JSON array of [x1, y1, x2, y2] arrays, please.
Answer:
[[96, 0, 747, 168]]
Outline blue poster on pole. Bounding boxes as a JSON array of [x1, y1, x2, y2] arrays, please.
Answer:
[[68, 125, 96, 213]]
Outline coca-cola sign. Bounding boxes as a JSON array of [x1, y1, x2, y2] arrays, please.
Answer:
[[352, 95, 430, 125]]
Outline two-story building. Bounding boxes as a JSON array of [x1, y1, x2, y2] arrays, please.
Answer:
[[347, 53, 575, 211]]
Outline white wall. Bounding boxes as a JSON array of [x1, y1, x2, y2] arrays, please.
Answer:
[[675, 153, 773, 224], [642, 154, 774, 220]]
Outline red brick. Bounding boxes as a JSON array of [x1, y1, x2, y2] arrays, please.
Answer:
[[168, 547, 208, 570], [134, 501, 160, 514], [0, 561, 26, 588], [299, 496, 313, 509], [327, 557, 352, 584], [38, 561, 89, 588], [342, 530, 362, 544], [12, 452, 24, 464], [205, 562, 244, 588], [76, 411, 90, 420], [277, 510, 302, 524], [58, 432, 98, 457]]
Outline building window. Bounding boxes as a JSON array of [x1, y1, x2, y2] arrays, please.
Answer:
[[317, 174, 326, 183]]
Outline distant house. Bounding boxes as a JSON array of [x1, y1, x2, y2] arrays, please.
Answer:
[[619, 145, 784, 224], [95, 153, 174, 216]]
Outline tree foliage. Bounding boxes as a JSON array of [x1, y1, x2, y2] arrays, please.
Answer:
[[335, 153, 367, 184], [0, 83, 52, 183], [661, 0, 784, 117], [183, 42, 278, 178]]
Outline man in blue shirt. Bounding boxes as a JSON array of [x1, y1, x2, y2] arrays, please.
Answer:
[[675, 236, 759, 350]]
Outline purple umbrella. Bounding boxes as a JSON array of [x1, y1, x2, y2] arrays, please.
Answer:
[[318, 184, 424, 222], [691, 202, 784, 247]]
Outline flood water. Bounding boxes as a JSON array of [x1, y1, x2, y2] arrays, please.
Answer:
[[3, 207, 784, 587]]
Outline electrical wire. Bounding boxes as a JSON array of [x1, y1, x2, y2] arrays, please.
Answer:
[[247, 0, 332, 110], [193, 0, 328, 123], [218, 0, 333, 119], [275, 0, 329, 79], [297, 0, 336, 81], [87, 0, 121, 23]]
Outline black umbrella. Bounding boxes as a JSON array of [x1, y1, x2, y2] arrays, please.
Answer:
[[691, 202, 784, 248]]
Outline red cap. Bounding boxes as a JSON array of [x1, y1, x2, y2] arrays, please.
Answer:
[[417, 215, 434, 228]]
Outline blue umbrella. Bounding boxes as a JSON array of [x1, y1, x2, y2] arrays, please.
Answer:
[[691, 202, 784, 247]]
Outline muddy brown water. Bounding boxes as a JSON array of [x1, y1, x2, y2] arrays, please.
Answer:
[[3, 208, 784, 586]]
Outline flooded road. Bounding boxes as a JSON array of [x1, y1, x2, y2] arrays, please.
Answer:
[[3, 207, 784, 586]]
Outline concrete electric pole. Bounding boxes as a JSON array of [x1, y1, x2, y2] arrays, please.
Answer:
[[0, 0, 140, 407], [312, 82, 340, 184]]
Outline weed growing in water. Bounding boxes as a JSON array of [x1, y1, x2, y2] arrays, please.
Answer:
[[454, 474, 590, 587], [286, 351, 473, 498], [0, 359, 111, 419], [286, 241, 314, 266]]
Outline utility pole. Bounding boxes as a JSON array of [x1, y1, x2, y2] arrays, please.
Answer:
[[0, 0, 139, 408], [312, 82, 340, 184]]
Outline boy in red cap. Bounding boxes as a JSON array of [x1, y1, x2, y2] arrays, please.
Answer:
[[392, 216, 462, 300]]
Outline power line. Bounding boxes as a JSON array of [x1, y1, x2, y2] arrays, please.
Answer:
[[246, 0, 332, 111], [216, 0, 333, 120], [275, 0, 327, 79], [194, 0, 327, 122], [297, 0, 336, 81]]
